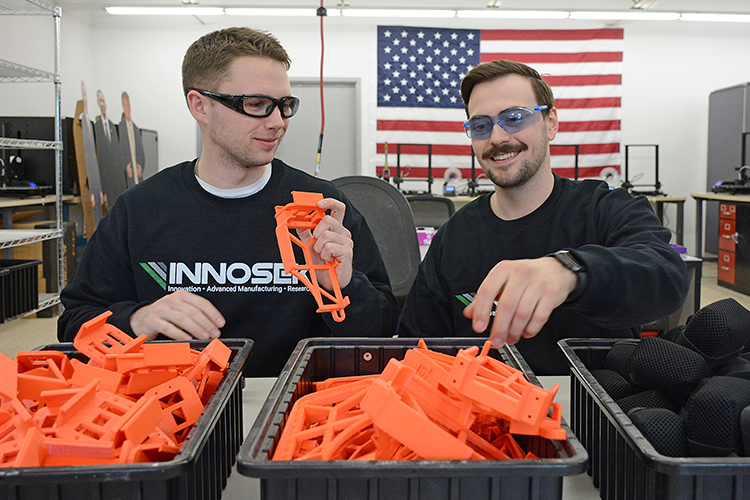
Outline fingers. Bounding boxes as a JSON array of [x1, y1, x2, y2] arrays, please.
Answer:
[[312, 216, 353, 263], [130, 290, 225, 341], [294, 198, 351, 263], [463, 258, 576, 348], [317, 197, 346, 225]]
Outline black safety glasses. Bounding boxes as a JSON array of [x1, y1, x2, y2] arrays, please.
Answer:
[[191, 89, 300, 118]]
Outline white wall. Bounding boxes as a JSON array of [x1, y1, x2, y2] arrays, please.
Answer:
[[2, 12, 750, 255]]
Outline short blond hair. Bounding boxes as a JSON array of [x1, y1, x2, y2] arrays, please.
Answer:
[[182, 27, 291, 98]]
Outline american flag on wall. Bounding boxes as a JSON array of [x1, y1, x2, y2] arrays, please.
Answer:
[[374, 26, 623, 182]]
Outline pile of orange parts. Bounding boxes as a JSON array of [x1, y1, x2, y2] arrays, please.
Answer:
[[0, 311, 231, 468], [272, 339, 566, 461]]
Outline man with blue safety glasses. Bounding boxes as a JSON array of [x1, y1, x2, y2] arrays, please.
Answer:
[[399, 60, 689, 375]]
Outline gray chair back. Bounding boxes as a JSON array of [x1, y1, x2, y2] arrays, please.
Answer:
[[406, 195, 456, 229], [332, 176, 421, 306]]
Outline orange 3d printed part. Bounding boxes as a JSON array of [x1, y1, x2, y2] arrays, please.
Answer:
[[275, 191, 350, 322], [0, 311, 232, 469], [272, 339, 565, 462]]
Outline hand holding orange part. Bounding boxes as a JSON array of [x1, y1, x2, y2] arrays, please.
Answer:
[[275, 191, 350, 322]]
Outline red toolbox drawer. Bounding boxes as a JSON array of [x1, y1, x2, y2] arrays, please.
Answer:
[[720, 202, 737, 219], [718, 250, 736, 284], [719, 219, 736, 251]]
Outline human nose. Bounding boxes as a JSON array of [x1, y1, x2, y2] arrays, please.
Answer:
[[265, 105, 287, 128], [488, 119, 512, 142]]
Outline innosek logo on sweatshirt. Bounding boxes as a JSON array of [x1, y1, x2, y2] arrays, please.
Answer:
[[140, 261, 310, 294]]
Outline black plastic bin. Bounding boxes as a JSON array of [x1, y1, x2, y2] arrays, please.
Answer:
[[559, 338, 750, 500], [0, 259, 41, 321], [238, 337, 588, 500], [0, 338, 253, 500]]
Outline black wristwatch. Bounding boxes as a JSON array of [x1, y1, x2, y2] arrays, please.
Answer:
[[550, 250, 586, 273]]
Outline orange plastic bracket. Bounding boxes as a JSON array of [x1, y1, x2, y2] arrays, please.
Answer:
[[142, 343, 193, 369], [55, 379, 136, 443], [119, 369, 179, 397], [377, 359, 513, 460], [17, 365, 70, 403], [182, 338, 231, 403], [445, 347, 566, 440], [17, 351, 73, 380], [274, 191, 350, 322], [143, 376, 204, 444], [69, 358, 123, 394], [74, 311, 146, 369]]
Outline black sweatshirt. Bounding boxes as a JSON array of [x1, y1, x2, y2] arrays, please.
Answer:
[[399, 175, 689, 375], [58, 159, 399, 376]]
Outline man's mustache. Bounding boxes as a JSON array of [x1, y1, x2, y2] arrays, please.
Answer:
[[482, 143, 527, 160]]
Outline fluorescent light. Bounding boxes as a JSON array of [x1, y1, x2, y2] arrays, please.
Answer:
[[340, 9, 456, 18], [569, 11, 680, 21], [680, 13, 750, 23], [457, 10, 569, 19], [105, 6, 224, 15], [225, 8, 341, 17], [101, 6, 750, 24]]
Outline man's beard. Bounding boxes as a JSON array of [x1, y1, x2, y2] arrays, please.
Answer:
[[480, 140, 547, 189]]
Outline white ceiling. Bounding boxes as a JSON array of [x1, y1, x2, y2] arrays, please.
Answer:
[[29, 0, 750, 14], [7, 0, 750, 30], [45, 0, 750, 12]]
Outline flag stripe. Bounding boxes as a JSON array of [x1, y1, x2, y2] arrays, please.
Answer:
[[555, 97, 621, 109], [481, 39, 624, 54], [378, 120, 464, 133], [558, 120, 620, 132], [481, 52, 623, 64], [551, 143, 621, 155], [543, 74, 622, 86], [481, 29, 624, 41]]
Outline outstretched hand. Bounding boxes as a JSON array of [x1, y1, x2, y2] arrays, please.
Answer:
[[463, 256, 578, 348], [130, 289, 225, 341]]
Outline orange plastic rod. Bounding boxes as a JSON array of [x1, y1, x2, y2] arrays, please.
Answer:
[[274, 191, 350, 322]]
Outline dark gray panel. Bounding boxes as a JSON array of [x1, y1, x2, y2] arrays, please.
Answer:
[[141, 128, 158, 180], [705, 83, 747, 255]]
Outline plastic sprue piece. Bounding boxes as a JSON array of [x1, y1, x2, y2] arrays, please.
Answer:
[[275, 191, 350, 322]]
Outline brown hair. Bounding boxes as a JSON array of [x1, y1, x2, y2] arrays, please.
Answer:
[[460, 60, 554, 117], [182, 27, 291, 98]]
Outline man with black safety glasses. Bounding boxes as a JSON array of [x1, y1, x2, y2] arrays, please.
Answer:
[[58, 27, 399, 377], [399, 59, 689, 376]]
